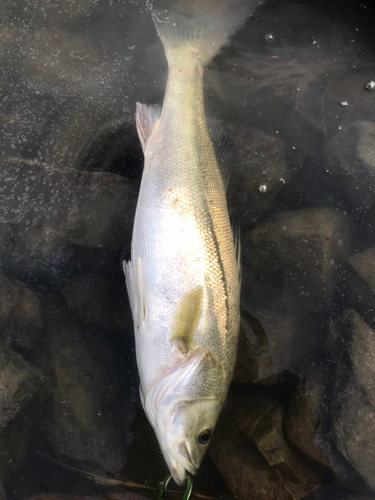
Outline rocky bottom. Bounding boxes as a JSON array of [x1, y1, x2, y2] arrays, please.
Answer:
[[1, 0, 375, 498]]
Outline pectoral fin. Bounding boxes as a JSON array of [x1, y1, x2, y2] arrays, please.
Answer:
[[170, 286, 203, 354], [123, 257, 146, 326]]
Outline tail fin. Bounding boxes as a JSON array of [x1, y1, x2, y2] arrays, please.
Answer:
[[152, 2, 262, 68]]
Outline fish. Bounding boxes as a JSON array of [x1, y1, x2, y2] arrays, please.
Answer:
[[124, 2, 260, 486]]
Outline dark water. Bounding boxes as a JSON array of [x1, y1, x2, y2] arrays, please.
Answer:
[[1, 0, 375, 499]]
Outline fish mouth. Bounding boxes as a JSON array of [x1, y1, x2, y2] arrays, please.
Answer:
[[162, 441, 197, 486]]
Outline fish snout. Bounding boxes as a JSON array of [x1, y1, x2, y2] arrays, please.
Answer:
[[170, 460, 196, 486], [164, 441, 197, 486], [171, 462, 188, 486]]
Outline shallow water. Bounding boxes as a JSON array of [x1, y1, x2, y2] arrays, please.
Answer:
[[1, 0, 375, 499]]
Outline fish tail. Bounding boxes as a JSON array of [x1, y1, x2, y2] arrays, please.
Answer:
[[152, 2, 262, 68]]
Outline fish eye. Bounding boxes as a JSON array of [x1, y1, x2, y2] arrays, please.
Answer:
[[198, 428, 212, 445]]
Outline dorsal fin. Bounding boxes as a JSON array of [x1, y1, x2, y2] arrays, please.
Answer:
[[135, 102, 161, 150], [207, 119, 234, 190]]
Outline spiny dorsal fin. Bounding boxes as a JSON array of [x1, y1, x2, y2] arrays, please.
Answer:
[[170, 286, 203, 354], [207, 119, 234, 190], [135, 102, 161, 150]]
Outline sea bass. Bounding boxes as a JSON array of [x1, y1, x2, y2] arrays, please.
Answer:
[[124, 4, 258, 485]]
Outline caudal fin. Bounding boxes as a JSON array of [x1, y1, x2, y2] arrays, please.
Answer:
[[152, 2, 262, 68]]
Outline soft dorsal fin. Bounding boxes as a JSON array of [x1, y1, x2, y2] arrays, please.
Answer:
[[170, 286, 203, 354], [136, 102, 161, 150], [207, 119, 234, 190]]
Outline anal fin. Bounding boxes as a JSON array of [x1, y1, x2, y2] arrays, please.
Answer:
[[136, 102, 161, 150]]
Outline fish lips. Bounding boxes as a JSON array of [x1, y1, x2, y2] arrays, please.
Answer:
[[160, 439, 198, 486]]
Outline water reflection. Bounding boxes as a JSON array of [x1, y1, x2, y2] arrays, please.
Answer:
[[1, 0, 375, 499]]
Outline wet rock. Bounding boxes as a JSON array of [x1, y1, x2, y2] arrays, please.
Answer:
[[74, 115, 143, 181], [0, 346, 45, 432], [210, 392, 331, 500], [61, 274, 132, 334], [284, 383, 333, 475], [329, 310, 375, 491], [227, 126, 287, 230], [241, 209, 351, 312], [0, 157, 137, 251], [232, 307, 268, 384], [0, 346, 45, 495], [37, 305, 137, 472], [0, 273, 43, 349], [326, 121, 375, 210], [0, 158, 137, 289], [240, 304, 323, 381], [346, 247, 375, 327]]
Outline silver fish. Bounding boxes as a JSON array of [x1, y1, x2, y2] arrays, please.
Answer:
[[124, 4, 258, 485]]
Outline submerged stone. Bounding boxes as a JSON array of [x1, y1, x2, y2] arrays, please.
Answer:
[[0, 346, 45, 498], [0, 273, 43, 349], [241, 304, 323, 381], [0, 158, 137, 290], [0, 158, 137, 252], [209, 391, 332, 500], [329, 310, 375, 491], [284, 383, 333, 474], [227, 126, 287, 229], [61, 273, 133, 334], [326, 121, 375, 210], [241, 208, 351, 312], [37, 305, 137, 472]]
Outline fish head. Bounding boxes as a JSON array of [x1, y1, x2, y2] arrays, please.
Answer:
[[157, 397, 221, 486], [142, 344, 226, 486]]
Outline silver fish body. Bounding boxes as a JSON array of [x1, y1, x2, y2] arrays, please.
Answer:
[[123, 6, 257, 485]]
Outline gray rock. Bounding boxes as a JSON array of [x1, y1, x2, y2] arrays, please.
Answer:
[[349, 248, 375, 296], [0, 158, 137, 289], [329, 310, 375, 491], [210, 392, 329, 500], [0, 157, 137, 251], [284, 383, 333, 474], [0, 346, 44, 432], [346, 248, 375, 329], [232, 307, 267, 384], [73, 115, 143, 181], [0, 346, 45, 494], [228, 126, 287, 230], [242, 209, 351, 312], [326, 121, 375, 210], [0, 273, 43, 349], [61, 274, 132, 334], [241, 304, 323, 381], [38, 306, 137, 471]]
